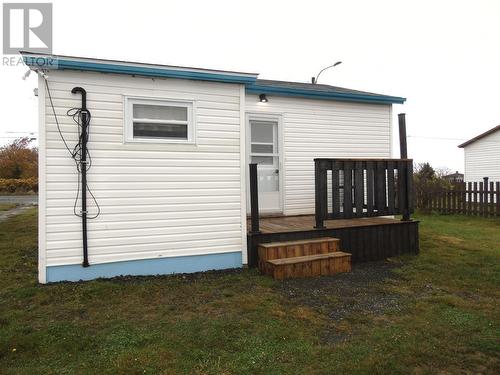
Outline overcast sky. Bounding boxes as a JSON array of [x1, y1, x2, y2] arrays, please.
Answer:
[[1, 0, 499, 172]]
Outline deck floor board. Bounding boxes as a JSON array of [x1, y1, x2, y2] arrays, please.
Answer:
[[248, 215, 402, 234]]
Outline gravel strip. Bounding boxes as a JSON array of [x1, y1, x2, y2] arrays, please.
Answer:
[[278, 260, 403, 343]]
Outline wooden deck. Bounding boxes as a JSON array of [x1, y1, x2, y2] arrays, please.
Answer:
[[246, 215, 419, 268], [248, 215, 404, 234]]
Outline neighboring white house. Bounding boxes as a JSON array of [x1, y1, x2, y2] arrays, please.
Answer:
[[458, 125, 500, 182], [22, 52, 405, 283]]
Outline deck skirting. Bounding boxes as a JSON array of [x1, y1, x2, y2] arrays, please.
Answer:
[[247, 218, 419, 268]]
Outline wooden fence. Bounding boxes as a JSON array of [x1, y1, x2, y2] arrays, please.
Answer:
[[416, 177, 500, 217]]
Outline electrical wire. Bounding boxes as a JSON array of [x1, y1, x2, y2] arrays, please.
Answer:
[[45, 78, 100, 219], [408, 135, 500, 144]]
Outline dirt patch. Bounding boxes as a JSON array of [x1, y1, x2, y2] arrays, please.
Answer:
[[0, 204, 35, 223], [437, 235, 465, 246], [277, 261, 403, 342]]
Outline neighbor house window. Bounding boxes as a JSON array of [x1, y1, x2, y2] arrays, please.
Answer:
[[125, 97, 195, 143]]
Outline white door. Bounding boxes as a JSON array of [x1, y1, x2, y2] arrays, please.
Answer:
[[248, 118, 281, 213]]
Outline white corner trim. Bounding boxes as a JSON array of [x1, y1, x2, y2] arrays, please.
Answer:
[[38, 75, 47, 284], [239, 85, 248, 264], [389, 104, 394, 158], [280, 112, 287, 215]]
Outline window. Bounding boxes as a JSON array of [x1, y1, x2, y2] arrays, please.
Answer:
[[125, 97, 195, 143]]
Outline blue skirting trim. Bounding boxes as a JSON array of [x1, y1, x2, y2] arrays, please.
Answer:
[[46, 251, 242, 283]]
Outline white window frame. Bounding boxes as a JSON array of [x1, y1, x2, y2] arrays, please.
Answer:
[[124, 96, 196, 144]]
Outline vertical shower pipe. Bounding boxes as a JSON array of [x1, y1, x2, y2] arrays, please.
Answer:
[[71, 87, 90, 267]]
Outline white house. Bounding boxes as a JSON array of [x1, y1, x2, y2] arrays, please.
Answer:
[[23, 52, 406, 283], [458, 125, 500, 182]]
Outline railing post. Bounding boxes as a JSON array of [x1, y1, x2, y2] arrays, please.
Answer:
[[398, 113, 412, 221], [401, 161, 412, 221], [249, 163, 260, 234], [398, 113, 408, 159], [407, 161, 414, 217], [314, 159, 327, 229]]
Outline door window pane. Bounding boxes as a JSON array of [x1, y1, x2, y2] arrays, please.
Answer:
[[251, 122, 274, 143], [251, 144, 273, 153]]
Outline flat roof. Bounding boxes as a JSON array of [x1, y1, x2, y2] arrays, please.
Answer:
[[21, 51, 405, 104], [458, 125, 500, 148]]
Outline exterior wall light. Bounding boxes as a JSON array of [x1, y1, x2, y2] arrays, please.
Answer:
[[259, 94, 268, 103]]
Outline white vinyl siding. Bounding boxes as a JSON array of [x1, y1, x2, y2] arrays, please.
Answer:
[[246, 94, 392, 215], [463, 130, 500, 182], [42, 70, 244, 267]]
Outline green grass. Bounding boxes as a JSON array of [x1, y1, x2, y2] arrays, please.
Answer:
[[0, 209, 499, 374], [0, 203, 17, 212]]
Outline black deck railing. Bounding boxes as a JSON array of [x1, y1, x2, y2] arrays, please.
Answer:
[[314, 158, 414, 228], [249, 163, 261, 234]]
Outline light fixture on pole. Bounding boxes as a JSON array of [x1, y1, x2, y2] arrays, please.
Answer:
[[311, 61, 342, 84]]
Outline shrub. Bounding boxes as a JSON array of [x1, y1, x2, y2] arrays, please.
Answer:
[[0, 178, 38, 193], [0, 137, 38, 179]]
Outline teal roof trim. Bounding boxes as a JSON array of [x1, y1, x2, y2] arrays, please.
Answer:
[[23, 55, 258, 84], [246, 83, 406, 104], [22, 53, 405, 104]]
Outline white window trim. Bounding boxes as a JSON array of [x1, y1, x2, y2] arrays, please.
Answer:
[[124, 96, 196, 144]]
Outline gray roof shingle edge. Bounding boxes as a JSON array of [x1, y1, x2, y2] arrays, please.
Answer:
[[248, 79, 406, 104], [255, 79, 387, 97]]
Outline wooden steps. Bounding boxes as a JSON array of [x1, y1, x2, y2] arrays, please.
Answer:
[[258, 237, 351, 280], [268, 252, 351, 280]]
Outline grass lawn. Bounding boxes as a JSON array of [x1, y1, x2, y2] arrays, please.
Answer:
[[0, 209, 499, 374]]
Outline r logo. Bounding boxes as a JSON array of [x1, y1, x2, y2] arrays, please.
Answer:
[[3, 3, 52, 54]]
